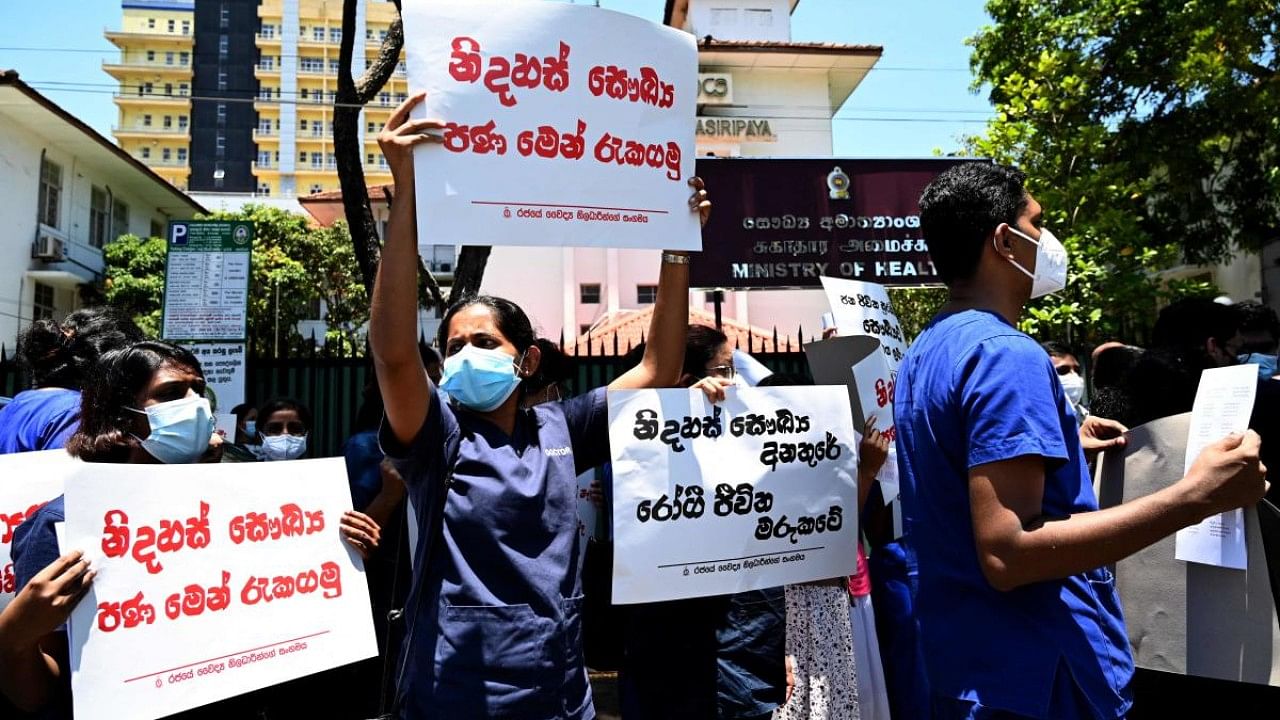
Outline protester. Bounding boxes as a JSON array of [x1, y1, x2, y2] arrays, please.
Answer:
[[1232, 301, 1279, 379], [0, 307, 142, 454], [1040, 340, 1088, 421], [900, 161, 1267, 719], [620, 325, 789, 720], [230, 401, 258, 446], [1086, 343, 1144, 427], [370, 91, 710, 719], [0, 341, 377, 718], [255, 397, 313, 461]]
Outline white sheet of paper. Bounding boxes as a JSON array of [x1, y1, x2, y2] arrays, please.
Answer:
[[1174, 365, 1258, 570], [608, 386, 859, 604], [819, 276, 908, 370], [733, 349, 774, 387], [0, 450, 72, 612], [402, 0, 699, 250], [65, 458, 376, 720]]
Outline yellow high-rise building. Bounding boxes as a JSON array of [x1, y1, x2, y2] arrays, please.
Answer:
[[107, 0, 401, 197], [105, 1, 196, 190]]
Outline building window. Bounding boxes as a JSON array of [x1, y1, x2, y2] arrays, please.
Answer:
[[328, 59, 340, 74], [181, 19, 190, 35], [298, 151, 306, 163], [257, 151, 271, 165], [142, 114, 152, 126], [33, 283, 56, 322], [180, 51, 189, 65], [150, 220, 163, 238], [147, 18, 156, 29], [312, 27, 325, 42], [258, 118, 272, 133], [111, 199, 129, 240], [219, 6, 230, 28], [163, 82, 173, 97], [89, 186, 110, 248], [219, 35, 229, 54], [178, 83, 189, 96], [378, 92, 390, 106], [258, 183, 271, 196], [140, 147, 151, 159], [178, 115, 188, 130], [163, 115, 172, 128], [366, 121, 377, 133], [217, 70, 228, 91], [162, 148, 171, 161], [177, 148, 187, 162], [329, 27, 341, 43], [216, 103, 227, 123], [167, 19, 175, 33], [744, 8, 773, 26], [165, 51, 174, 65], [215, 136, 226, 151], [299, 118, 308, 130], [366, 153, 375, 165], [310, 152, 322, 168], [580, 284, 601, 304], [710, 8, 738, 25], [146, 50, 155, 62], [261, 24, 275, 38], [637, 285, 658, 304], [300, 88, 310, 101], [142, 81, 153, 95], [310, 184, 323, 194], [300, 57, 323, 73]]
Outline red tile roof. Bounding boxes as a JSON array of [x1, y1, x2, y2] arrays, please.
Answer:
[[571, 306, 802, 356]]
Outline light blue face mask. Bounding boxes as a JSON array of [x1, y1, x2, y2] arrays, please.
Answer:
[[129, 395, 215, 464], [1238, 353, 1279, 381], [439, 345, 524, 412], [243, 420, 256, 438]]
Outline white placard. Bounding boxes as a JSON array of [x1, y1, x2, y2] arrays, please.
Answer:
[[1174, 365, 1258, 570], [819, 276, 908, 369], [186, 342, 247, 412], [0, 450, 71, 612], [65, 459, 376, 720], [850, 344, 896, 441], [608, 386, 858, 604], [402, 0, 700, 250]]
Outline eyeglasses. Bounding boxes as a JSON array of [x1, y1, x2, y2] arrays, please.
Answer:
[[261, 421, 307, 436], [705, 364, 737, 380]]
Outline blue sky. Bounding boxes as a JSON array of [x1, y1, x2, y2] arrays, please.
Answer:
[[0, 0, 994, 157]]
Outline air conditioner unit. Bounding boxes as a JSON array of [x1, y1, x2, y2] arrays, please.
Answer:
[[32, 232, 66, 261]]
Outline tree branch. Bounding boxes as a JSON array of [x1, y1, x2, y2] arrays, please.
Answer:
[[355, 19, 404, 104]]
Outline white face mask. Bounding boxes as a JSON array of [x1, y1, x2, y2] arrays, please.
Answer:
[[260, 434, 307, 461], [1059, 371, 1085, 406], [1002, 226, 1068, 298]]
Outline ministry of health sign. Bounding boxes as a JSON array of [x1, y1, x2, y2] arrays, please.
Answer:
[[690, 158, 985, 289]]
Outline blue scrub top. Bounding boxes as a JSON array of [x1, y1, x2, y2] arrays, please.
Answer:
[[342, 429, 384, 512], [0, 388, 80, 454], [381, 386, 609, 720], [895, 310, 1133, 719]]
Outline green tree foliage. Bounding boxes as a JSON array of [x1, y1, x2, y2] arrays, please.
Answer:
[[967, 0, 1274, 345], [103, 205, 369, 355]]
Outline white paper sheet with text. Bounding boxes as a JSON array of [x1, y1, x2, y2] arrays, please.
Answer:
[[1174, 364, 1258, 570]]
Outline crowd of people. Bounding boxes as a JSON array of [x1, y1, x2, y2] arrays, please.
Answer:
[[0, 95, 1277, 720]]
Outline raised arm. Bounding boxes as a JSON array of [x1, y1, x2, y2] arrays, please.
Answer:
[[371, 93, 444, 446], [610, 178, 710, 390], [970, 431, 1267, 591]]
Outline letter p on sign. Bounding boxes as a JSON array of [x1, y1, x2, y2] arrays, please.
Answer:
[[170, 223, 188, 246]]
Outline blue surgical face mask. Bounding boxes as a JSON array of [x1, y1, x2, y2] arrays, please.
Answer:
[[129, 395, 215, 464], [440, 345, 524, 412], [243, 420, 256, 438], [260, 433, 307, 461], [1238, 353, 1278, 381]]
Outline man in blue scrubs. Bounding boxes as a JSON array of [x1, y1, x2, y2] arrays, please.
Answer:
[[896, 162, 1268, 719]]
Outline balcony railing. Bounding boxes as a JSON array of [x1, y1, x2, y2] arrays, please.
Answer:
[[114, 125, 189, 135]]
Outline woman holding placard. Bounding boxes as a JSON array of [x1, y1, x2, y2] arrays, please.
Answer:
[[372, 92, 710, 719], [0, 341, 379, 718]]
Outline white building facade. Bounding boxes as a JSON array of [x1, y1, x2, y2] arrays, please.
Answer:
[[0, 70, 205, 352], [476, 0, 882, 344]]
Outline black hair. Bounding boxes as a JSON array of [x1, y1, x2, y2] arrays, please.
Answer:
[[918, 162, 1029, 284], [1091, 344, 1144, 392], [684, 324, 729, 379], [1233, 302, 1280, 348], [437, 295, 537, 356], [66, 340, 202, 463], [17, 306, 143, 390], [1151, 298, 1238, 369], [1039, 340, 1076, 359], [256, 398, 314, 434], [419, 342, 441, 367], [757, 373, 811, 387], [230, 403, 255, 422], [525, 338, 576, 395]]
